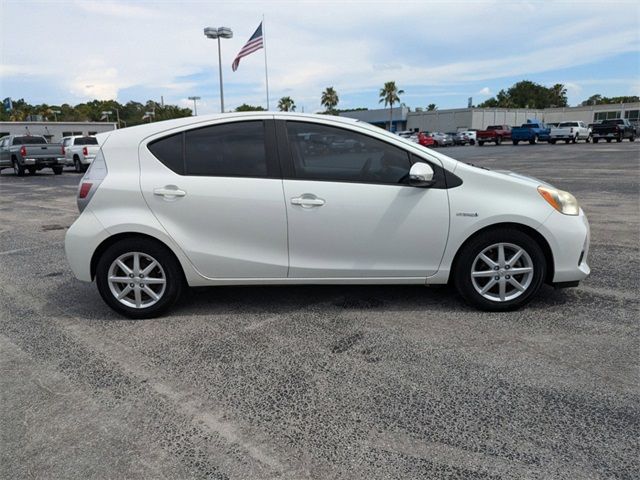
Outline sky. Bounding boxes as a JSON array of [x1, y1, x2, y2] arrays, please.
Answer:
[[1, 0, 639, 114]]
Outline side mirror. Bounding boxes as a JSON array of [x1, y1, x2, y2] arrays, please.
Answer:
[[409, 162, 435, 187]]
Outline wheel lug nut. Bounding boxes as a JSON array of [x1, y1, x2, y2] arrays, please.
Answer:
[[506, 275, 510, 279], [130, 283, 134, 287], [494, 276, 500, 280], [494, 266, 499, 271], [505, 265, 510, 269], [139, 274, 144, 278]]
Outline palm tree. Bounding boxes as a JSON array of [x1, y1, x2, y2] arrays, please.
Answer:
[[321, 87, 339, 114], [427, 104, 437, 111], [277, 96, 296, 112], [378, 81, 404, 131]]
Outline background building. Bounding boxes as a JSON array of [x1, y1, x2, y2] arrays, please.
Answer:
[[0, 121, 117, 143], [339, 103, 640, 133]]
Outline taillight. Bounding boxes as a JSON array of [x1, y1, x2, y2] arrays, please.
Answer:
[[83, 146, 88, 156], [79, 182, 93, 199], [20, 146, 27, 157], [61, 146, 66, 155]]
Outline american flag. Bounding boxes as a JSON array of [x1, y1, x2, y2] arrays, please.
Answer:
[[232, 23, 263, 72]]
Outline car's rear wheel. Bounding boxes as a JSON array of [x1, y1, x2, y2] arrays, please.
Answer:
[[27, 166, 37, 175], [453, 229, 546, 311], [572, 134, 578, 144], [593, 138, 599, 143], [96, 238, 184, 319], [616, 136, 622, 142], [478, 141, 484, 146], [630, 135, 635, 142], [52, 166, 63, 175], [12, 159, 25, 177], [606, 138, 612, 143], [529, 134, 539, 145], [74, 156, 82, 173], [469, 139, 475, 145], [549, 139, 556, 144]]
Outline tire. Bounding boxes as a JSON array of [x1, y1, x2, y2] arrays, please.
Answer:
[[630, 136, 635, 142], [572, 135, 578, 144], [549, 139, 556, 144], [74, 156, 82, 173], [529, 134, 539, 145], [564, 139, 570, 144], [586, 135, 592, 143], [495, 136, 502, 145], [593, 138, 599, 143], [478, 141, 484, 146], [469, 139, 475, 145], [453, 229, 546, 311], [12, 158, 25, 177], [27, 166, 37, 175], [616, 136, 622, 143], [606, 138, 612, 143], [512, 140, 519, 145], [95, 238, 184, 319], [52, 166, 63, 175]]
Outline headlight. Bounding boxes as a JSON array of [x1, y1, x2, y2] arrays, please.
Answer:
[[538, 186, 580, 215]]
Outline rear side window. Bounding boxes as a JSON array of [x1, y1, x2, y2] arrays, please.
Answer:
[[185, 121, 266, 177], [147, 121, 267, 177], [148, 132, 184, 174], [13, 136, 47, 145]]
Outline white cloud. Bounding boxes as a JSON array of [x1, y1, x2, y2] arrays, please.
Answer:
[[478, 87, 491, 95]]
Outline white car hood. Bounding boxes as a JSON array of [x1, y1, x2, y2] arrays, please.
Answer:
[[493, 169, 554, 188]]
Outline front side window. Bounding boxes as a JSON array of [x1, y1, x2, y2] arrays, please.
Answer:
[[285, 122, 411, 184]]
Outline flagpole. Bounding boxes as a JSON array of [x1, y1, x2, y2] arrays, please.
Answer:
[[262, 14, 270, 110]]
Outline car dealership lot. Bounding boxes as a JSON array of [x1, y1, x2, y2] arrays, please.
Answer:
[[1, 143, 638, 479]]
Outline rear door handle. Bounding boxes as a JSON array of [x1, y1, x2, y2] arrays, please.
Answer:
[[291, 194, 325, 208], [154, 186, 186, 199]]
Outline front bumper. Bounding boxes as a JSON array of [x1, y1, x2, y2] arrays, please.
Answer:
[[537, 208, 590, 284]]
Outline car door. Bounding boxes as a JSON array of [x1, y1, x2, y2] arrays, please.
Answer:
[[0, 138, 8, 167], [277, 119, 450, 279], [139, 118, 289, 279]]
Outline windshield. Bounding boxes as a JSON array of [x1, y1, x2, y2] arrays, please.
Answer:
[[13, 136, 47, 145], [558, 122, 578, 127], [602, 119, 623, 125]]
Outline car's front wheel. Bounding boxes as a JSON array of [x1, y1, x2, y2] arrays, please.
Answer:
[[96, 238, 184, 319], [453, 229, 546, 311]]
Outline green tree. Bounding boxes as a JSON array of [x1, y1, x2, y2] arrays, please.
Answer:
[[277, 96, 296, 112], [320, 87, 339, 114], [378, 81, 404, 131], [580, 94, 639, 106], [477, 81, 569, 109], [427, 104, 437, 111], [234, 103, 266, 112]]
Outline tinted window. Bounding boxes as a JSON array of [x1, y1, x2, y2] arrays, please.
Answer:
[[148, 132, 184, 174], [74, 137, 98, 145], [286, 122, 411, 184], [185, 121, 266, 177], [13, 136, 47, 145]]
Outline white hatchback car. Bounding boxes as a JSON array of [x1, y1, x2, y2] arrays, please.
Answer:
[[65, 113, 590, 318]]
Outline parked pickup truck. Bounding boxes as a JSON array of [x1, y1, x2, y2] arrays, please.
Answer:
[[591, 118, 637, 143], [549, 121, 592, 144], [476, 125, 511, 145], [511, 120, 551, 145], [0, 135, 64, 176], [61, 135, 99, 172]]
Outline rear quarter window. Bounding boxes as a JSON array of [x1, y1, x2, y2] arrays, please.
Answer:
[[147, 132, 184, 174]]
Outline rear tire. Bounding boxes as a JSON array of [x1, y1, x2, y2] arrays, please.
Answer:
[[630, 136, 635, 142], [478, 141, 484, 146], [616, 136, 622, 142], [12, 159, 25, 177], [572, 134, 578, 144], [52, 166, 63, 175], [453, 229, 546, 311], [549, 139, 556, 144], [512, 140, 519, 145], [606, 138, 612, 143], [96, 238, 184, 319], [74, 157, 82, 173], [593, 138, 599, 143], [27, 166, 37, 175], [469, 139, 475, 145], [529, 135, 539, 145]]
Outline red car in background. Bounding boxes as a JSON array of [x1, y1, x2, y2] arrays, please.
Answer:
[[417, 132, 435, 147]]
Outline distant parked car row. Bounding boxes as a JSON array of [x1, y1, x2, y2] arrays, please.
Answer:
[[397, 130, 476, 148], [475, 119, 637, 146], [0, 134, 99, 175]]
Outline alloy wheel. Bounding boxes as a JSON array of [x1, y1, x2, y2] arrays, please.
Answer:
[[107, 252, 166, 309], [471, 243, 534, 302]]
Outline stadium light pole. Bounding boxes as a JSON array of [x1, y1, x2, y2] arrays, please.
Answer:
[[188, 96, 201, 115], [204, 27, 233, 113]]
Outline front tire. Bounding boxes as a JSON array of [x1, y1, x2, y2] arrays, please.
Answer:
[[96, 238, 184, 319], [453, 229, 546, 311]]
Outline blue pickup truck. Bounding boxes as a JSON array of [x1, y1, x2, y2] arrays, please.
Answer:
[[511, 120, 551, 145]]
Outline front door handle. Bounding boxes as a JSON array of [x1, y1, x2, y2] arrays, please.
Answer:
[[291, 194, 325, 208], [154, 186, 186, 199]]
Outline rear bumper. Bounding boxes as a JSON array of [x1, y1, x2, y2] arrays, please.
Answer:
[[592, 131, 620, 138], [20, 157, 65, 167], [65, 209, 110, 282]]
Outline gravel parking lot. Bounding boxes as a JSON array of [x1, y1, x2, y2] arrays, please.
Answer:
[[1, 142, 638, 479]]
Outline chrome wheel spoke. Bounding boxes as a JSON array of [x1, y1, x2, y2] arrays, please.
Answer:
[[472, 270, 495, 278], [134, 286, 142, 308], [141, 260, 158, 276], [109, 276, 130, 283], [117, 285, 133, 299], [116, 259, 132, 275], [498, 244, 506, 267], [508, 278, 526, 292], [143, 277, 166, 285], [479, 253, 497, 268], [480, 278, 497, 294], [133, 253, 141, 276], [510, 267, 533, 275], [142, 286, 159, 301], [499, 278, 507, 301], [507, 248, 524, 266]]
